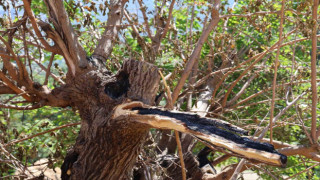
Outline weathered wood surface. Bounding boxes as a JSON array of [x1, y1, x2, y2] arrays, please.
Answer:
[[61, 59, 286, 180], [114, 101, 287, 167]]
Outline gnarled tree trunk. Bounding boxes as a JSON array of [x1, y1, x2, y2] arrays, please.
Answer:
[[61, 60, 160, 179]]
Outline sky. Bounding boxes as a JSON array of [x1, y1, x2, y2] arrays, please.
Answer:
[[0, 0, 236, 25]]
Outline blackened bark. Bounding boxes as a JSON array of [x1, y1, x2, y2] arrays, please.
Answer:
[[61, 60, 160, 180]]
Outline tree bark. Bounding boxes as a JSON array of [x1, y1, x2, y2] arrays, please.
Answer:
[[61, 60, 160, 179]]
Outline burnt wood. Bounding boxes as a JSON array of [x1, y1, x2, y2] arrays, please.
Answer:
[[61, 59, 286, 180], [131, 106, 287, 166]]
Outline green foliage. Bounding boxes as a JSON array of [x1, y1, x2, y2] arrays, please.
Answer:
[[0, 0, 319, 179], [0, 107, 80, 176]]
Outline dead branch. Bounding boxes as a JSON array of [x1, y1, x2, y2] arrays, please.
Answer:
[[114, 101, 287, 167]]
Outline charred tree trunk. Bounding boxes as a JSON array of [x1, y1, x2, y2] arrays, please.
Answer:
[[61, 60, 160, 179]]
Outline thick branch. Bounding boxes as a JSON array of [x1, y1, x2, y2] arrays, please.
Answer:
[[0, 84, 15, 94], [171, 0, 221, 104], [22, 0, 61, 54], [0, 36, 32, 86], [114, 101, 287, 167], [153, 0, 176, 52], [0, 71, 31, 101], [92, 0, 128, 65], [44, 0, 87, 74], [0, 46, 19, 81], [137, 0, 153, 40]]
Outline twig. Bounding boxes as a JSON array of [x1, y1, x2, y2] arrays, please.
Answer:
[[4, 122, 81, 147], [31, 57, 65, 85], [160, 0, 175, 41], [0, 102, 44, 110], [258, 91, 307, 140], [284, 162, 320, 180], [250, 164, 279, 180], [296, 105, 313, 145], [211, 154, 231, 166], [230, 159, 246, 180], [311, 0, 319, 142], [221, 28, 294, 108], [159, 70, 186, 180], [159, 70, 173, 109], [270, 0, 286, 144], [220, 9, 302, 18], [0, 71, 31, 101], [227, 79, 320, 110], [44, 53, 56, 85], [174, 131, 186, 180], [212, 29, 297, 105]]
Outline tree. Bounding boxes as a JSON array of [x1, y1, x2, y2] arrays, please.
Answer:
[[0, 0, 319, 179]]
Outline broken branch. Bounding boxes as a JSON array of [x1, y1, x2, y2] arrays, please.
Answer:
[[113, 101, 287, 167]]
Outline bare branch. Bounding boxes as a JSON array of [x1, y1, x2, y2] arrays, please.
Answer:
[[171, 0, 221, 105], [311, 0, 319, 142], [43, 0, 87, 74], [123, 9, 149, 57], [137, 0, 153, 40], [0, 46, 19, 81], [226, 73, 258, 107], [220, 9, 302, 18], [0, 36, 32, 86], [227, 79, 320, 110], [93, 0, 128, 65], [153, 0, 176, 52], [22, 0, 61, 54], [44, 53, 56, 85], [216, 29, 313, 107], [0, 84, 15, 94], [269, 0, 286, 145], [31, 56, 65, 85], [0, 71, 31, 101], [284, 162, 320, 180], [174, 131, 187, 180], [4, 122, 80, 147], [0, 102, 44, 110], [258, 91, 307, 140]]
